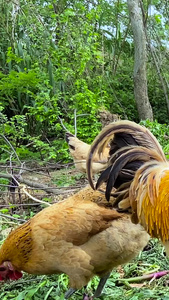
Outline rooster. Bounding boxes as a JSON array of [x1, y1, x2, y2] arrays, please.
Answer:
[[65, 132, 109, 173], [87, 120, 169, 254], [0, 185, 149, 299]]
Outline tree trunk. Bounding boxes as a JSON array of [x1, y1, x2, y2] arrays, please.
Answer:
[[127, 0, 153, 121]]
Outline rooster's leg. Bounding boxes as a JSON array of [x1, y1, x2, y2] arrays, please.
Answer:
[[64, 288, 77, 299], [65, 272, 111, 300], [82, 272, 111, 300], [93, 272, 111, 298]]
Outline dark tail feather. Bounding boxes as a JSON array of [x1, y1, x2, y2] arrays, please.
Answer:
[[96, 166, 112, 190], [87, 121, 166, 190], [104, 147, 160, 201]]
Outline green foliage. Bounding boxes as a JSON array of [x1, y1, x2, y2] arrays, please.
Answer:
[[0, 0, 168, 164], [52, 169, 85, 187], [0, 0, 139, 156], [140, 120, 169, 158], [0, 69, 39, 114], [0, 178, 9, 192]]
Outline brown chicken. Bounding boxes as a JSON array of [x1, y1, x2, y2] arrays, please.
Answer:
[[65, 132, 109, 173], [0, 185, 149, 299], [87, 120, 169, 254]]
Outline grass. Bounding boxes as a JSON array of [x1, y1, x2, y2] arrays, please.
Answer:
[[51, 168, 87, 187], [0, 169, 169, 300]]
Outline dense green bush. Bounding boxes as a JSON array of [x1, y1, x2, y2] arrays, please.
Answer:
[[0, 0, 168, 163]]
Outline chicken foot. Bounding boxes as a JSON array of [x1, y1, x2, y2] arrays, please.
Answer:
[[65, 272, 111, 299], [64, 288, 77, 299]]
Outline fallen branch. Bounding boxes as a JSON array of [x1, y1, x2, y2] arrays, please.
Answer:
[[0, 172, 82, 195], [21, 185, 51, 206], [118, 270, 169, 286], [0, 213, 25, 223], [0, 203, 44, 207], [0, 165, 51, 177], [0, 172, 60, 194]]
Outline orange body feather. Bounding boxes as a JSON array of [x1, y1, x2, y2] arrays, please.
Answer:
[[0, 186, 149, 292]]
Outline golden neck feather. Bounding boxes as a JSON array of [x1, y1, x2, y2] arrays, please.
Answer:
[[139, 169, 169, 241], [0, 220, 33, 269]]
